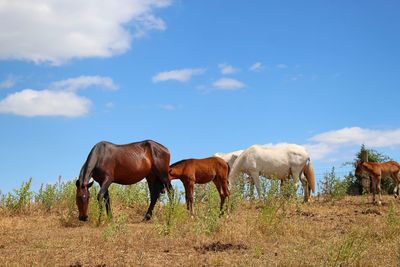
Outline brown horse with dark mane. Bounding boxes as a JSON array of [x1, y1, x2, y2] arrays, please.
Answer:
[[355, 161, 400, 205], [169, 157, 230, 216], [76, 140, 171, 222]]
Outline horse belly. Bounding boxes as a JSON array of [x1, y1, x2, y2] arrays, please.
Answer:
[[113, 158, 152, 185], [195, 168, 215, 184]]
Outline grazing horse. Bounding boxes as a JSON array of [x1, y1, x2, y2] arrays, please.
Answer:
[[169, 157, 230, 216], [355, 161, 400, 205], [229, 144, 315, 202], [76, 140, 171, 222], [214, 149, 243, 168]]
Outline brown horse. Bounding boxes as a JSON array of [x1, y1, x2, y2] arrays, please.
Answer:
[[169, 157, 230, 216], [355, 161, 400, 205], [76, 140, 171, 222]]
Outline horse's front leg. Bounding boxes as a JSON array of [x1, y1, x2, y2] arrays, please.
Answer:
[[97, 178, 112, 224], [186, 179, 195, 218], [376, 175, 382, 206], [250, 171, 262, 198]]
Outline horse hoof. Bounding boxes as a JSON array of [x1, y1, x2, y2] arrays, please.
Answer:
[[143, 214, 152, 222]]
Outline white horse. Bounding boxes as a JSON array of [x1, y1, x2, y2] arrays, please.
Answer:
[[214, 149, 243, 168], [229, 144, 315, 202]]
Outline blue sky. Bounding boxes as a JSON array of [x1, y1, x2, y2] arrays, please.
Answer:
[[1, 1, 400, 192]]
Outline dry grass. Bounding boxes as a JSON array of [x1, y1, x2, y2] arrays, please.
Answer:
[[1, 195, 400, 266]]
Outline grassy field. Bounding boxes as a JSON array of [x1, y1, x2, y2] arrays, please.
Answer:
[[1, 180, 400, 266]]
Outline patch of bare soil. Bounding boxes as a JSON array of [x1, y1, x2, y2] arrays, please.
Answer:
[[194, 241, 248, 253]]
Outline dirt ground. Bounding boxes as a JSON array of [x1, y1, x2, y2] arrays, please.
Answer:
[[1, 195, 400, 266]]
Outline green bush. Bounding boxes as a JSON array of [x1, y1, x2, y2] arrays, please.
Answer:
[[386, 201, 400, 238], [2, 178, 33, 214], [35, 183, 60, 212], [320, 167, 348, 201], [154, 187, 187, 236], [110, 182, 149, 212], [257, 179, 287, 234], [194, 184, 221, 236], [102, 213, 128, 241], [326, 232, 368, 267]]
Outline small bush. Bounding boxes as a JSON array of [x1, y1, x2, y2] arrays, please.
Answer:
[[326, 231, 368, 267], [154, 187, 187, 236], [386, 201, 400, 238], [102, 213, 128, 241], [320, 167, 348, 201], [35, 183, 60, 212], [257, 179, 297, 234], [3, 178, 33, 214], [59, 180, 81, 227], [194, 184, 221, 236], [111, 182, 149, 212]]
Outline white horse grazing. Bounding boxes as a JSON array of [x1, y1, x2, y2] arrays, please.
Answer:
[[229, 144, 315, 202], [214, 149, 243, 168]]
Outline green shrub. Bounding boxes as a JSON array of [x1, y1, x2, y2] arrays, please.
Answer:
[[326, 231, 368, 267], [194, 184, 221, 236], [320, 167, 348, 201], [35, 183, 60, 212], [386, 201, 400, 237], [3, 178, 33, 214], [110, 182, 149, 212], [257, 179, 287, 234], [102, 213, 128, 241], [59, 180, 81, 227], [154, 187, 187, 236]]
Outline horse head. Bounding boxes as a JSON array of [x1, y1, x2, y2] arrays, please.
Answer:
[[354, 161, 364, 178], [75, 179, 94, 221]]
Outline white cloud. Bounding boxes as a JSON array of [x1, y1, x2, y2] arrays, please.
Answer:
[[0, 89, 91, 117], [301, 127, 400, 161], [0, 75, 17, 89], [212, 78, 246, 90], [50, 76, 118, 91], [249, 62, 263, 72], [276, 64, 288, 69], [310, 127, 400, 147], [152, 68, 206, 83], [302, 143, 336, 161], [0, 75, 117, 117], [0, 0, 172, 65], [218, 64, 240, 74]]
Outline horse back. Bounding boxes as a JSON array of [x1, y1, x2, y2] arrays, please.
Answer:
[[89, 140, 170, 184]]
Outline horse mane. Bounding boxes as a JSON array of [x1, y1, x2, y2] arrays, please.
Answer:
[[170, 158, 193, 168]]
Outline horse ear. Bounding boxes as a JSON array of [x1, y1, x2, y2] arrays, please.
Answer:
[[75, 180, 80, 188], [88, 180, 94, 188]]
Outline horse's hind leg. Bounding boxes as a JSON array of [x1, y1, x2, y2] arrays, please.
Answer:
[[104, 190, 112, 219], [213, 177, 229, 216], [144, 176, 164, 221], [391, 173, 399, 198]]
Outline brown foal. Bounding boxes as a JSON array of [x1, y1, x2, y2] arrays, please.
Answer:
[[169, 157, 230, 216]]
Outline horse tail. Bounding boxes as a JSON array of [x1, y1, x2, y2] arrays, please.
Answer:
[[147, 140, 172, 191], [303, 158, 315, 193]]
